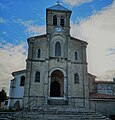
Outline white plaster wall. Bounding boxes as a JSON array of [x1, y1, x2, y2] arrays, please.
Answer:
[[14, 74, 25, 98], [8, 73, 25, 109]]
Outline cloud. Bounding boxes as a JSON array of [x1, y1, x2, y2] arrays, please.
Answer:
[[63, 0, 92, 6], [25, 25, 46, 37], [0, 17, 7, 24], [70, 1, 115, 80], [0, 1, 14, 11], [0, 41, 27, 93], [2, 31, 8, 36], [107, 48, 115, 55], [21, 21, 46, 37], [0, 3, 8, 10], [13, 19, 46, 37], [96, 70, 115, 81]]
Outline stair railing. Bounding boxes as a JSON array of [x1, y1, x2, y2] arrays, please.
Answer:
[[11, 96, 37, 119]]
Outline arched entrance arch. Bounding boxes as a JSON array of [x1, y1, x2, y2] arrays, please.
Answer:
[[49, 68, 66, 77], [50, 70, 64, 97], [48, 68, 67, 100]]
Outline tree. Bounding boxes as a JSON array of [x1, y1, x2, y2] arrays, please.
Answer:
[[0, 89, 7, 107]]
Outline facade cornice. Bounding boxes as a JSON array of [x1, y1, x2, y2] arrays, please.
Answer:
[[26, 58, 88, 65]]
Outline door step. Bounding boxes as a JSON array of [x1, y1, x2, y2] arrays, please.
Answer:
[[48, 98, 68, 105]]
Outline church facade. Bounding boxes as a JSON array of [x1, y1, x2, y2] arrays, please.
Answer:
[[8, 4, 115, 118], [23, 3, 89, 108]]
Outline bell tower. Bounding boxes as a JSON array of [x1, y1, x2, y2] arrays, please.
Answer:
[[46, 2, 72, 36]]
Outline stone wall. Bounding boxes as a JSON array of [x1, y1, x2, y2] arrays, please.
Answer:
[[90, 99, 115, 118]]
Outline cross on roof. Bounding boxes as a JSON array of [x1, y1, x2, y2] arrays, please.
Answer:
[[56, 0, 61, 4]]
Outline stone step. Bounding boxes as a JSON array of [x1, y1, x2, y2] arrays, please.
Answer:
[[24, 114, 106, 118], [27, 111, 105, 116], [1, 106, 111, 120], [48, 98, 68, 105], [16, 111, 108, 120], [16, 115, 108, 120], [27, 111, 100, 116]]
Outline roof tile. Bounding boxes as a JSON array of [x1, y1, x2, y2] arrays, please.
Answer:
[[47, 3, 71, 12]]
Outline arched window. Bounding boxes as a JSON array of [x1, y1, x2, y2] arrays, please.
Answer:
[[55, 42, 61, 57], [53, 15, 57, 25], [75, 51, 78, 60], [74, 73, 79, 84], [20, 76, 25, 86], [61, 16, 64, 26], [37, 49, 41, 58], [35, 71, 40, 82]]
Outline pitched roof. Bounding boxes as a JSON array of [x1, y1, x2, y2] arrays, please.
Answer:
[[88, 73, 97, 78], [71, 37, 88, 45], [27, 34, 47, 42], [47, 3, 71, 12], [12, 69, 26, 76], [96, 81, 115, 84]]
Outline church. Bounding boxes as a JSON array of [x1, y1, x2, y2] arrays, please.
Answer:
[[8, 2, 115, 119], [24, 2, 89, 108]]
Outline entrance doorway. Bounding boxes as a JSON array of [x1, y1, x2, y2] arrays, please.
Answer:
[[50, 70, 64, 97], [50, 81, 60, 97]]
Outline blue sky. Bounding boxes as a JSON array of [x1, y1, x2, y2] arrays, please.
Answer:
[[0, 0, 115, 93], [0, 0, 113, 44]]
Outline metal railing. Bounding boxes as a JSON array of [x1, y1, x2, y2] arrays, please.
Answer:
[[7, 96, 87, 119], [11, 97, 37, 120]]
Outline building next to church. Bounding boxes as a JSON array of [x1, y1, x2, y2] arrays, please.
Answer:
[[8, 70, 26, 109], [96, 81, 115, 95], [8, 3, 115, 118]]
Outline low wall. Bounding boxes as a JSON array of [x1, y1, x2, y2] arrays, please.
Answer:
[[89, 99, 115, 118]]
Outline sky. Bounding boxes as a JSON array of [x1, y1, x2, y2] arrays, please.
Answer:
[[0, 0, 115, 94]]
